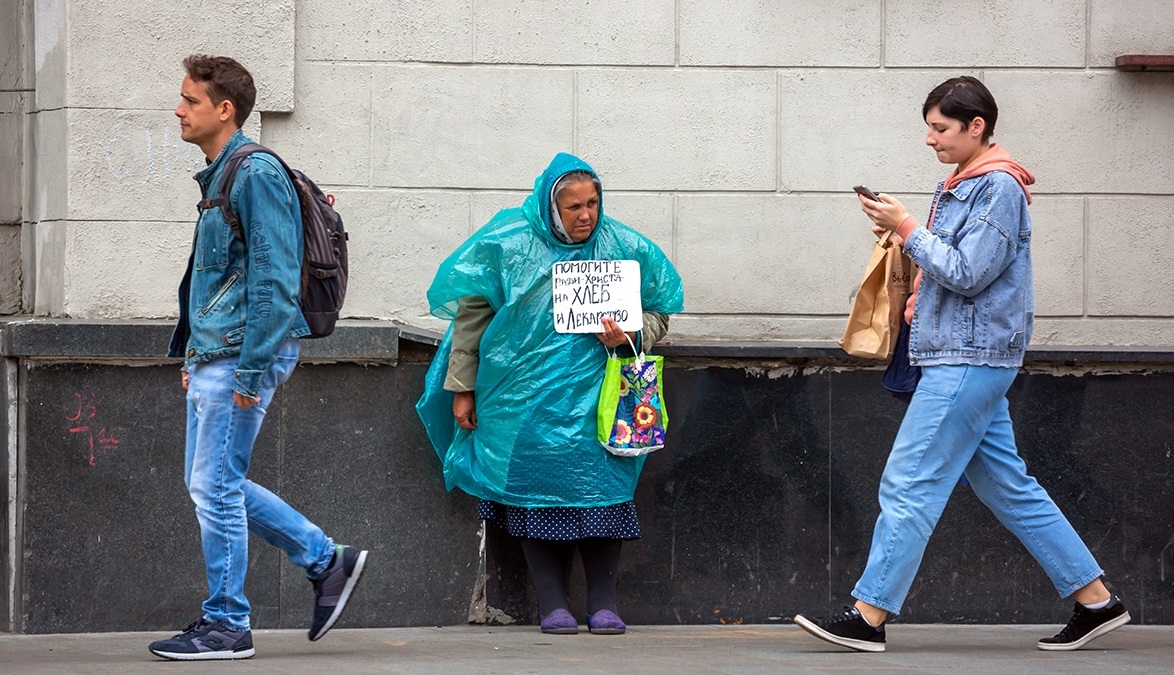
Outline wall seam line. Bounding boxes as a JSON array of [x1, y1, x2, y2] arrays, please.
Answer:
[[5, 360, 18, 632]]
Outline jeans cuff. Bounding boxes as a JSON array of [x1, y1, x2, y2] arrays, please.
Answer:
[[850, 590, 902, 616], [205, 614, 250, 633], [307, 539, 337, 580]]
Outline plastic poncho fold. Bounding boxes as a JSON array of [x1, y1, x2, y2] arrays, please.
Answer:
[[416, 153, 685, 508]]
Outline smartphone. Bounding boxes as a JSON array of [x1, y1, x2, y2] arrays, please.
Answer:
[[853, 185, 882, 201]]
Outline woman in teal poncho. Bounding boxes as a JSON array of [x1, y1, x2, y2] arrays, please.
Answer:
[[417, 153, 684, 635]]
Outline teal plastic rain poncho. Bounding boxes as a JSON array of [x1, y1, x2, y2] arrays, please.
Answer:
[[416, 153, 685, 508]]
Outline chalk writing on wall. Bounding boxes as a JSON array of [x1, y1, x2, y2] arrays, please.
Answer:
[[103, 121, 199, 182], [65, 392, 125, 467]]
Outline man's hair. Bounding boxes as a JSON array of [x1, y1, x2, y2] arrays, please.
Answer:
[[922, 76, 998, 142], [182, 54, 256, 128]]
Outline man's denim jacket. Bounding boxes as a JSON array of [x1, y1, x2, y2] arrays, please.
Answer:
[[168, 130, 310, 397], [902, 171, 1033, 369]]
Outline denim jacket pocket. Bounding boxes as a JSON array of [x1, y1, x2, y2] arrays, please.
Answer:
[[194, 208, 231, 271], [198, 269, 241, 317], [961, 300, 976, 346]]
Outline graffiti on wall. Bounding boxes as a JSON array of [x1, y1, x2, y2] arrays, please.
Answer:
[[65, 391, 125, 466]]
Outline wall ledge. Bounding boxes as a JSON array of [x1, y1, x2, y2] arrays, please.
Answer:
[[1115, 55, 1174, 72], [0, 319, 399, 363], [4, 319, 1174, 367]]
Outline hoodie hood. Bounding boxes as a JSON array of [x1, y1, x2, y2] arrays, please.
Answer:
[[945, 142, 1035, 205]]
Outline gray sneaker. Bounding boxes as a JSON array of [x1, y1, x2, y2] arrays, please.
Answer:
[[308, 544, 369, 641], [148, 618, 255, 661]]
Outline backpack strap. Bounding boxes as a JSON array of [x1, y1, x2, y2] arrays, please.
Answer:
[[196, 142, 282, 243]]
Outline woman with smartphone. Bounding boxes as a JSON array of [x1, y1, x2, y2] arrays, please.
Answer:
[[794, 76, 1129, 653]]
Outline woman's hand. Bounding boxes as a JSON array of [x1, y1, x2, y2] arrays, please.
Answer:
[[453, 391, 477, 430], [870, 224, 905, 246], [597, 317, 635, 349], [859, 193, 910, 234]]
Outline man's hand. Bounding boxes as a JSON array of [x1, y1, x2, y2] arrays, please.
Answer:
[[454, 391, 477, 430], [233, 392, 261, 409], [181, 371, 190, 391]]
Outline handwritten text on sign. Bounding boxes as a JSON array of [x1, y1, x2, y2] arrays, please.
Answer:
[[552, 260, 642, 333]]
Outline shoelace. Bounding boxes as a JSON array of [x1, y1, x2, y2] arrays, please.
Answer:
[[826, 607, 863, 625], [175, 619, 210, 638], [1054, 605, 1091, 639]]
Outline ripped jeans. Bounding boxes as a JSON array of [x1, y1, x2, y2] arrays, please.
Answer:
[[184, 339, 334, 631]]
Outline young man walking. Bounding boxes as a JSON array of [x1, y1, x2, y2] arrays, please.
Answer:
[[151, 54, 367, 661]]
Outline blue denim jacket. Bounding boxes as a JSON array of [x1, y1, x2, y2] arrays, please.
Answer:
[[902, 171, 1033, 368], [168, 130, 310, 397]]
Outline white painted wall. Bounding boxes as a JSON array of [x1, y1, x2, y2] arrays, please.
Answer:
[[8, 0, 1174, 346]]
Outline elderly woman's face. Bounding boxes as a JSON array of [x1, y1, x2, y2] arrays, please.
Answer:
[[555, 181, 599, 243]]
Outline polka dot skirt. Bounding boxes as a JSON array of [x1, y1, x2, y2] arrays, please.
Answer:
[[479, 499, 641, 541]]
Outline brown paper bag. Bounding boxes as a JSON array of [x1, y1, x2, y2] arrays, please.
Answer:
[[839, 231, 914, 359]]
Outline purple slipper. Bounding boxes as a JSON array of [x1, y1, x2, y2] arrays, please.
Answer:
[[540, 608, 579, 634], [587, 609, 627, 635]]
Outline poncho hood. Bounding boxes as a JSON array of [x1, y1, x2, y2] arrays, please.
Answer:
[[523, 152, 605, 247]]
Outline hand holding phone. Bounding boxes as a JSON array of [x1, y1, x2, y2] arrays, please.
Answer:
[[853, 185, 882, 201]]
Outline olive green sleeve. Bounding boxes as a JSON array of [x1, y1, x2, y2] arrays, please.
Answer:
[[641, 311, 670, 348], [444, 296, 495, 392]]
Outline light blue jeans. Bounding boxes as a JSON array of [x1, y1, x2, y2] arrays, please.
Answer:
[[852, 364, 1103, 615], [185, 339, 334, 631]]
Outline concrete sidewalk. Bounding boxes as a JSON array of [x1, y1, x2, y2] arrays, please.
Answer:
[[0, 623, 1167, 674]]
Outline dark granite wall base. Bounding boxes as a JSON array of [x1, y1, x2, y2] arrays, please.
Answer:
[[19, 360, 477, 634], [485, 366, 1174, 627], [8, 342, 1174, 632]]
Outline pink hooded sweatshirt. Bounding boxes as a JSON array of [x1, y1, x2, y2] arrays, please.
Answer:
[[895, 143, 1035, 326]]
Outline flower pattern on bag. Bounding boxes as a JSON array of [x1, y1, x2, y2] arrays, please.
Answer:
[[608, 359, 666, 449]]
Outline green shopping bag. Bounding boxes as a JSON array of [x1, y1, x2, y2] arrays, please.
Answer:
[[597, 334, 668, 457]]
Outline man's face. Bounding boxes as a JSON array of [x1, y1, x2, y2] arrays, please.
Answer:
[[175, 75, 230, 148]]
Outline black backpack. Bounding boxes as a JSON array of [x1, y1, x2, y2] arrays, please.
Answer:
[[197, 143, 348, 338]]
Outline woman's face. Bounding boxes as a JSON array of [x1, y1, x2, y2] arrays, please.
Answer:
[[924, 105, 985, 166], [555, 180, 600, 243]]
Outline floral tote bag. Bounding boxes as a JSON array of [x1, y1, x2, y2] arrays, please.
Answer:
[[597, 334, 668, 457]]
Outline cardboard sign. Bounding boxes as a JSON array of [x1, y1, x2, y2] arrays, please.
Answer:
[[552, 260, 642, 333]]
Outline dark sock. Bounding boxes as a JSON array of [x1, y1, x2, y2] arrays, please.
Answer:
[[579, 537, 623, 615], [519, 538, 574, 617]]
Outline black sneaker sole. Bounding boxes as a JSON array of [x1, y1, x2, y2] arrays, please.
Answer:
[[148, 646, 255, 661], [309, 549, 369, 641], [1037, 611, 1131, 651], [794, 614, 886, 653]]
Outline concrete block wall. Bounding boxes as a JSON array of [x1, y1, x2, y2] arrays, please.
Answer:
[[0, 0, 28, 314], [19, 0, 290, 317], [12, 0, 1174, 346]]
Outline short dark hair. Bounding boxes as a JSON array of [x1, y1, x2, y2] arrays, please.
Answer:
[[922, 76, 998, 142], [182, 54, 256, 128]]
